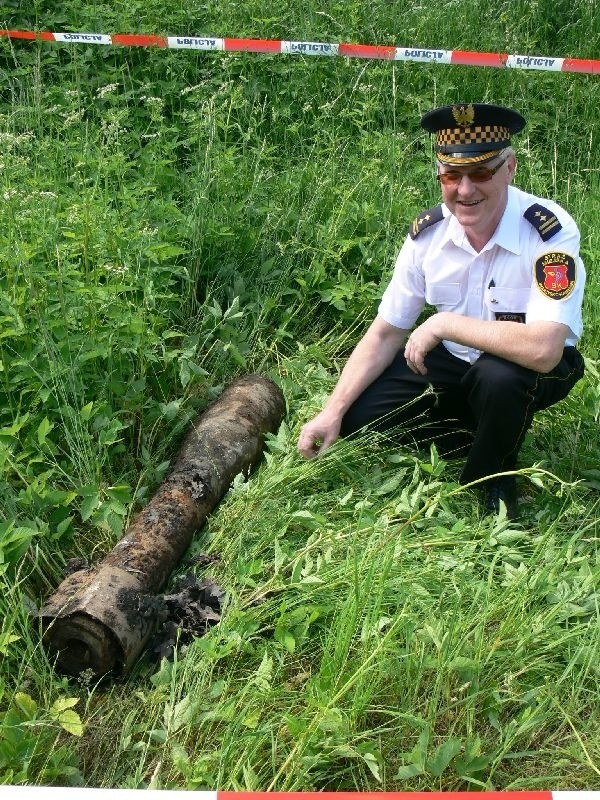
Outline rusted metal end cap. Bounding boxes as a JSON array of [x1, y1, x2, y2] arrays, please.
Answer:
[[40, 565, 153, 678], [41, 613, 123, 677]]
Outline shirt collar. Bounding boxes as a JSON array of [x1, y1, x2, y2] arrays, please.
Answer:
[[490, 186, 521, 254], [443, 185, 522, 255]]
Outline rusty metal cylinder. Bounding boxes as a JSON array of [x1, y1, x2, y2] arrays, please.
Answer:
[[40, 374, 285, 678]]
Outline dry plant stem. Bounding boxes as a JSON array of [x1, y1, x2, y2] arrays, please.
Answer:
[[40, 374, 285, 679]]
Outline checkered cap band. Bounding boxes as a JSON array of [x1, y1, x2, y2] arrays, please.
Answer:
[[436, 124, 511, 147]]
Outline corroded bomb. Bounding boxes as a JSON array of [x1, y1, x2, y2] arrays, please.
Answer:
[[40, 374, 285, 678]]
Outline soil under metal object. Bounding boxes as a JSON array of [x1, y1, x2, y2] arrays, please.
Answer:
[[40, 374, 285, 678]]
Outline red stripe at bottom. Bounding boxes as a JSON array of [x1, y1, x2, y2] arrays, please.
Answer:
[[219, 793, 553, 799]]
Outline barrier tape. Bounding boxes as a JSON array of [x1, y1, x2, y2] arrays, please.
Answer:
[[4, 789, 600, 798], [1, 29, 600, 74]]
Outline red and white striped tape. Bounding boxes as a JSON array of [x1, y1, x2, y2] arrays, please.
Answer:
[[1, 29, 600, 74], [4, 788, 600, 798]]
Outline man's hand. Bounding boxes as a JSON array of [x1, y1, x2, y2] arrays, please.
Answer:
[[296, 316, 409, 459], [297, 411, 342, 459], [403, 314, 443, 375]]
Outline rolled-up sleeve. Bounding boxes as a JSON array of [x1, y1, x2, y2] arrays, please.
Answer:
[[378, 237, 427, 330]]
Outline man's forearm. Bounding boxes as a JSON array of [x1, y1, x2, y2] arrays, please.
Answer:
[[322, 319, 408, 418], [404, 312, 570, 376], [438, 313, 568, 372]]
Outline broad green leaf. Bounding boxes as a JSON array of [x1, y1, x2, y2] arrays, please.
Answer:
[[410, 727, 430, 769], [242, 710, 261, 729], [37, 417, 54, 446], [0, 633, 21, 656], [52, 697, 80, 713], [395, 763, 425, 779], [159, 399, 182, 420], [80, 493, 100, 522], [274, 624, 295, 653], [299, 575, 325, 585], [428, 738, 462, 777], [374, 473, 404, 495], [14, 692, 37, 719], [290, 509, 327, 529], [57, 709, 84, 737], [167, 694, 198, 733], [223, 341, 247, 368], [362, 750, 382, 781], [58, 709, 83, 736], [80, 401, 94, 421], [171, 743, 189, 771]]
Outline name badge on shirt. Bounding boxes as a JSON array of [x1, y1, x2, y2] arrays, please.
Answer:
[[494, 312, 526, 323]]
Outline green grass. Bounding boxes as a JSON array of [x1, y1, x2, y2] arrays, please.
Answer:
[[0, 0, 599, 790]]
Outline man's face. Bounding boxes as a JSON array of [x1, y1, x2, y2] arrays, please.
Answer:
[[438, 152, 516, 246]]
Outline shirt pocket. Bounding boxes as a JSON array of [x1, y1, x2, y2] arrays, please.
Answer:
[[485, 286, 530, 313], [425, 282, 461, 309]]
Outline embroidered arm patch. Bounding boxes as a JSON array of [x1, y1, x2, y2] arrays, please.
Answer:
[[534, 252, 576, 299], [408, 204, 444, 240], [524, 203, 562, 241]]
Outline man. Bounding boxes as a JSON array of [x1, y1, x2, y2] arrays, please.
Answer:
[[297, 103, 585, 518]]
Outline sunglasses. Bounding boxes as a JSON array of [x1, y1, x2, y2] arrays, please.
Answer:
[[437, 156, 508, 186]]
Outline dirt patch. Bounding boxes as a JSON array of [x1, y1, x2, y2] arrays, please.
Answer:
[[149, 572, 225, 661], [116, 587, 164, 630], [64, 557, 90, 576], [190, 551, 223, 567], [112, 570, 225, 662]]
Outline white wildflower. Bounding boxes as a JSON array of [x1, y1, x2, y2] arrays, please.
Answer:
[[96, 83, 119, 98], [62, 110, 84, 126], [104, 262, 128, 275], [180, 84, 204, 95], [0, 131, 33, 147]]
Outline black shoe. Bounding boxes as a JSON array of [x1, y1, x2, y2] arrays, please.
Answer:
[[483, 476, 518, 520]]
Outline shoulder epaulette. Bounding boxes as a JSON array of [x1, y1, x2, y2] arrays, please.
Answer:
[[523, 203, 562, 241], [409, 204, 444, 240]]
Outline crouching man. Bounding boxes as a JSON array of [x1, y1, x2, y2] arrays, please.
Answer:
[[297, 103, 585, 519]]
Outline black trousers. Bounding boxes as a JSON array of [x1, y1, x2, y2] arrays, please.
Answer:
[[340, 343, 585, 484]]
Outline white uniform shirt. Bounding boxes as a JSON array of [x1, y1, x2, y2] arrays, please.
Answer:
[[379, 185, 586, 364]]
